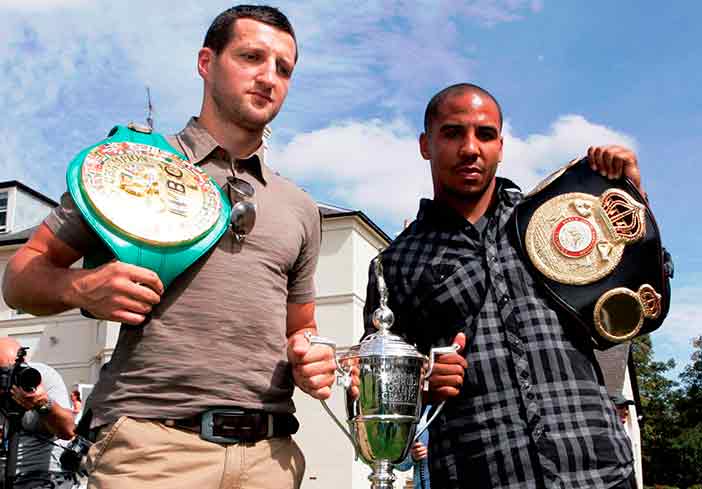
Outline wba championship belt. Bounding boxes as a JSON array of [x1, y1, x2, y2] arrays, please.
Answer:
[[66, 124, 231, 289], [513, 158, 672, 349]]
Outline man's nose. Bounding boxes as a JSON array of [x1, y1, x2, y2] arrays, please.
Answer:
[[458, 131, 479, 158], [255, 59, 276, 88]]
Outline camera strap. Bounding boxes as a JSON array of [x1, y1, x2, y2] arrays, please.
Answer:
[[3, 414, 22, 489]]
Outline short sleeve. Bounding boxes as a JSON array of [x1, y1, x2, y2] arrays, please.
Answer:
[[286, 200, 321, 304], [44, 192, 101, 254]]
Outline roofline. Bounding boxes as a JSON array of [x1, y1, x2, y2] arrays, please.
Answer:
[[0, 210, 392, 246], [0, 181, 58, 207], [317, 201, 353, 213], [322, 210, 391, 244], [0, 237, 30, 247]]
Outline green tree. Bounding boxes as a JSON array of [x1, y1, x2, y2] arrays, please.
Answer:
[[670, 335, 702, 487], [636, 335, 702, 488], [632, 335, 679, 485], [676, 335, 702, 427]]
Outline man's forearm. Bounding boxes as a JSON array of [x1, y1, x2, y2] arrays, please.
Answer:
[[40, 402, 76, 440], [2, 250, 78, 316]]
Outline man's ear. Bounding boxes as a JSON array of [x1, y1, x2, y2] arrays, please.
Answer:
[[497, 135, 504, 164], [197, 47, 214, 79], [419, 132, 431, 161]]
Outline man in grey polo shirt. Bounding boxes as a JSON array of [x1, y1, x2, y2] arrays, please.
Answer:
[[0, 338, 76, 489], [2, 5, 336, 489]]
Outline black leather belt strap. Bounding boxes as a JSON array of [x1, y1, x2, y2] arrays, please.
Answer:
[[162, 408, 299, 444]]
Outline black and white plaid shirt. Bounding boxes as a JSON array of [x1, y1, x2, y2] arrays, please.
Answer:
[[363, 178, 633, 489]]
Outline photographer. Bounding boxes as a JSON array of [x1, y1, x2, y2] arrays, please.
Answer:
[[0, 338, 75, 489]]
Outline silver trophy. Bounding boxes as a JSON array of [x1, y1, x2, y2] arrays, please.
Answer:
[[308, 257, 457, 489]]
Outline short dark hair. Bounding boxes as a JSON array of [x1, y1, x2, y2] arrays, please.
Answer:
[[423, 83, 503, 133], [203, 5, 298, 61]]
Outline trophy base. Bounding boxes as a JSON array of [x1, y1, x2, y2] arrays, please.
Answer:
[[369, 460, 396, 489]]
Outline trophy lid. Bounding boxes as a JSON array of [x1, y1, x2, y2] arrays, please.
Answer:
[[358, 331, 425, 358], [352, 256, 425, 359]]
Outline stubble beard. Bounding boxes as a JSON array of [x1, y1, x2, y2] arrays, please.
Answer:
[[211, 88, 279, 132], [444, 175, 493, 203]]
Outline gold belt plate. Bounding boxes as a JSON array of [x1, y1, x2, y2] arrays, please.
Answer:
[[81, 142, 221, 246], [525, 190, 646, 285]]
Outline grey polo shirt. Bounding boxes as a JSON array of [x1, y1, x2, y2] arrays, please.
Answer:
[[0, 362, 71, 476], [45, 117, 321, 426]]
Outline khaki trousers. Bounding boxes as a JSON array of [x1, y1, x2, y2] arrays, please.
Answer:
[[86, 417, 305, 489]]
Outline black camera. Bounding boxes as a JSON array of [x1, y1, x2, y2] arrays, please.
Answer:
[[0, 347, 42, 415], [60, 407, 94, 473], [59, 435, 92, 473]]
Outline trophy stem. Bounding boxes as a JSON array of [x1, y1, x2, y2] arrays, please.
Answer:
[[369, 460, 396, 489]]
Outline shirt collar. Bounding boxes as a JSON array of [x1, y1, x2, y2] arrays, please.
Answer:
[[416, 177, 522, 231], [175, 116, 268, 185]]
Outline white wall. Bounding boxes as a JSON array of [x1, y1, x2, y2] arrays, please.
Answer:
[[0, 250, 17, 319], [622, 365, 643, 489], [13, 187, 54, 232], [294, 215, 390, 489]]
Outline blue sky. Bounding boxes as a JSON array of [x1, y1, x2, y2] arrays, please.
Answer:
[[1, 0, 699, 379]]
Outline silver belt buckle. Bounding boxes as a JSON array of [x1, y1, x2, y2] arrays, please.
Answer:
[[200, 408, 246, 444]]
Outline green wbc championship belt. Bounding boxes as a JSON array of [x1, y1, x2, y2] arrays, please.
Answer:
[[66, 124, 231, 288]]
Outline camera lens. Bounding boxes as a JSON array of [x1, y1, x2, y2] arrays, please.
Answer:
[[17, 367, 41, 392]]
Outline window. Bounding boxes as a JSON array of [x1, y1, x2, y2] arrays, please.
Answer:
[[0, 191, 7, 233]]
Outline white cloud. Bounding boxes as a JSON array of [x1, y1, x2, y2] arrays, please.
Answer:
[[500, 115, 637, 193], [2, 0, 89, 11], [650, 286, 702, 378], [0, 0, 543, 198], [269, 119, 431, 227], [652, 286, 702, 346], [270, 114, 638, 231], [0, 2, 211, 196], [282, 0, 533, 117]]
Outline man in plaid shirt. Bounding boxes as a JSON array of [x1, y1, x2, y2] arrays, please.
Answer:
[[363, 83, 640, 489]]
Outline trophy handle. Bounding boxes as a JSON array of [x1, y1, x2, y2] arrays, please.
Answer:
[[303, 332, 353, 385], [319, 399, 360, 460], [424, 343, 460, 390], [413, 401, 446, 443], [304, 333, 361, 459], [412, 343, 461, 442]]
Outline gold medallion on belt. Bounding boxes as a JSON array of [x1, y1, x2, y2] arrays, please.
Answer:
[[525, 188, 647, 285], [81, 142, 221, 246]]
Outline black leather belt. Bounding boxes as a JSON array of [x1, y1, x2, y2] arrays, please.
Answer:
[[163, 408, 299, 444]]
